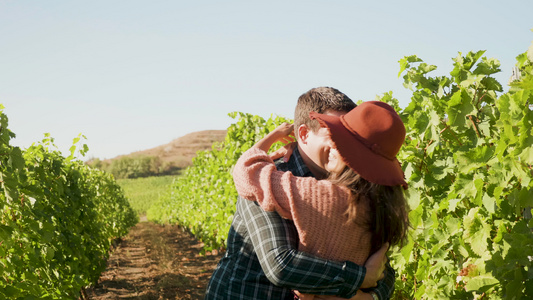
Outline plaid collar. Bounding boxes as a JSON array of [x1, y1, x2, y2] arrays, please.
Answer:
[[291, 147, 314, 177], [275, 147, 314, 178]]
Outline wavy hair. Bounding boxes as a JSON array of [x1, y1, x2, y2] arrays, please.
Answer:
[[328, 166, 410, 253]]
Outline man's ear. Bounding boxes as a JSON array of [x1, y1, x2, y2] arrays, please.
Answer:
[[297, 124, 309, 144]]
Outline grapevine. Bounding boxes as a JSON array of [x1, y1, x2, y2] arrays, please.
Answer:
[[389, 49, 532, 298], [0, 108, 138, 299]]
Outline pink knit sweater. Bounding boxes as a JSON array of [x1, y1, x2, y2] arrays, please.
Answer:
[[233, 147, 372, 265]]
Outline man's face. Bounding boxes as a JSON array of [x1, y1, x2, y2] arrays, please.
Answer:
[[303, 109, 346, 174]]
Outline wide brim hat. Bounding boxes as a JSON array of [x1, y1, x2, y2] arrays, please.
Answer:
[[310, 101, 407, 189]]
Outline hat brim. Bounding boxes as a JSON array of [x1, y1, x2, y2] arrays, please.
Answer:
[[310, 112, 407, 189]]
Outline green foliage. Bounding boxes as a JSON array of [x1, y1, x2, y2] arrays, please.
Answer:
[[0, 109, 138, 299], [388, 49, 533, 299], [110, 155, 158, 179], [147, 112, 291, 251], [89, 155, 177, 179], [510, 41, 533, 92], [117, 175, 177, 216]]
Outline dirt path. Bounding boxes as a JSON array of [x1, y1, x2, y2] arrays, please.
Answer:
[[85, 220, 224, 300]]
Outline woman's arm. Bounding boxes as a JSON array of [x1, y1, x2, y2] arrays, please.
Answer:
[[233, 147, 347, 221], [254, 122, 295, 152], [233, 123, 350, 221]]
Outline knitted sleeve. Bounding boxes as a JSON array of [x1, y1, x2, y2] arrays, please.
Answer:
[[233, 147, 350, 222]]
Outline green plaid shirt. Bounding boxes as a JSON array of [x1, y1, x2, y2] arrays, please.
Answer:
[[205, 148, 395, 299]]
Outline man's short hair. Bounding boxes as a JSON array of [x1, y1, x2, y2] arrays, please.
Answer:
[[294, 87, 356, 139]]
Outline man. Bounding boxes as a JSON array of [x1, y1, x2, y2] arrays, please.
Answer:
[[205, 87, 396, 299]]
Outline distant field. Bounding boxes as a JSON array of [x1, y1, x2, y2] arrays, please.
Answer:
[[117, 175, 178, 216]]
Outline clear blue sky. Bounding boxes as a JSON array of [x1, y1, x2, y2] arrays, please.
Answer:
[[1, 0, 531, 160]]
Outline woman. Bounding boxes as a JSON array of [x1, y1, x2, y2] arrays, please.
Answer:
[[232, 101, 410, 299]]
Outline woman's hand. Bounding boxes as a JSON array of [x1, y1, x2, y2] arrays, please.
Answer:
[[271, 122, 295, 144], [267, 123, 296, 162], [254, 123, 295, 153], [270, 142, 297, 162]]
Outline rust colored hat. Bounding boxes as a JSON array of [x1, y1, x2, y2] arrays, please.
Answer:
[[310, 101, 407, 188]]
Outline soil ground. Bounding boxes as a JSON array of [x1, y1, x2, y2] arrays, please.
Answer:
[[85, 219, 224, 300]]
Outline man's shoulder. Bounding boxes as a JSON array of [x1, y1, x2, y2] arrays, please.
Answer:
[[275, 148, 313, 178], [274, 157, 290, 171], [237, 196, 296, 229]]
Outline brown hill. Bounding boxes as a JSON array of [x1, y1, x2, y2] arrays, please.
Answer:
[[95, 130, 227, 171], [129, 130, 227, 169]]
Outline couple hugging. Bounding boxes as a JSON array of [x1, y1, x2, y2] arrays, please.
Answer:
[[206, 87, 410, 300]]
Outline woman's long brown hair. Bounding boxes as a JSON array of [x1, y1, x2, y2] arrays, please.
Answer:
[[328, 166, 410, 254]]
